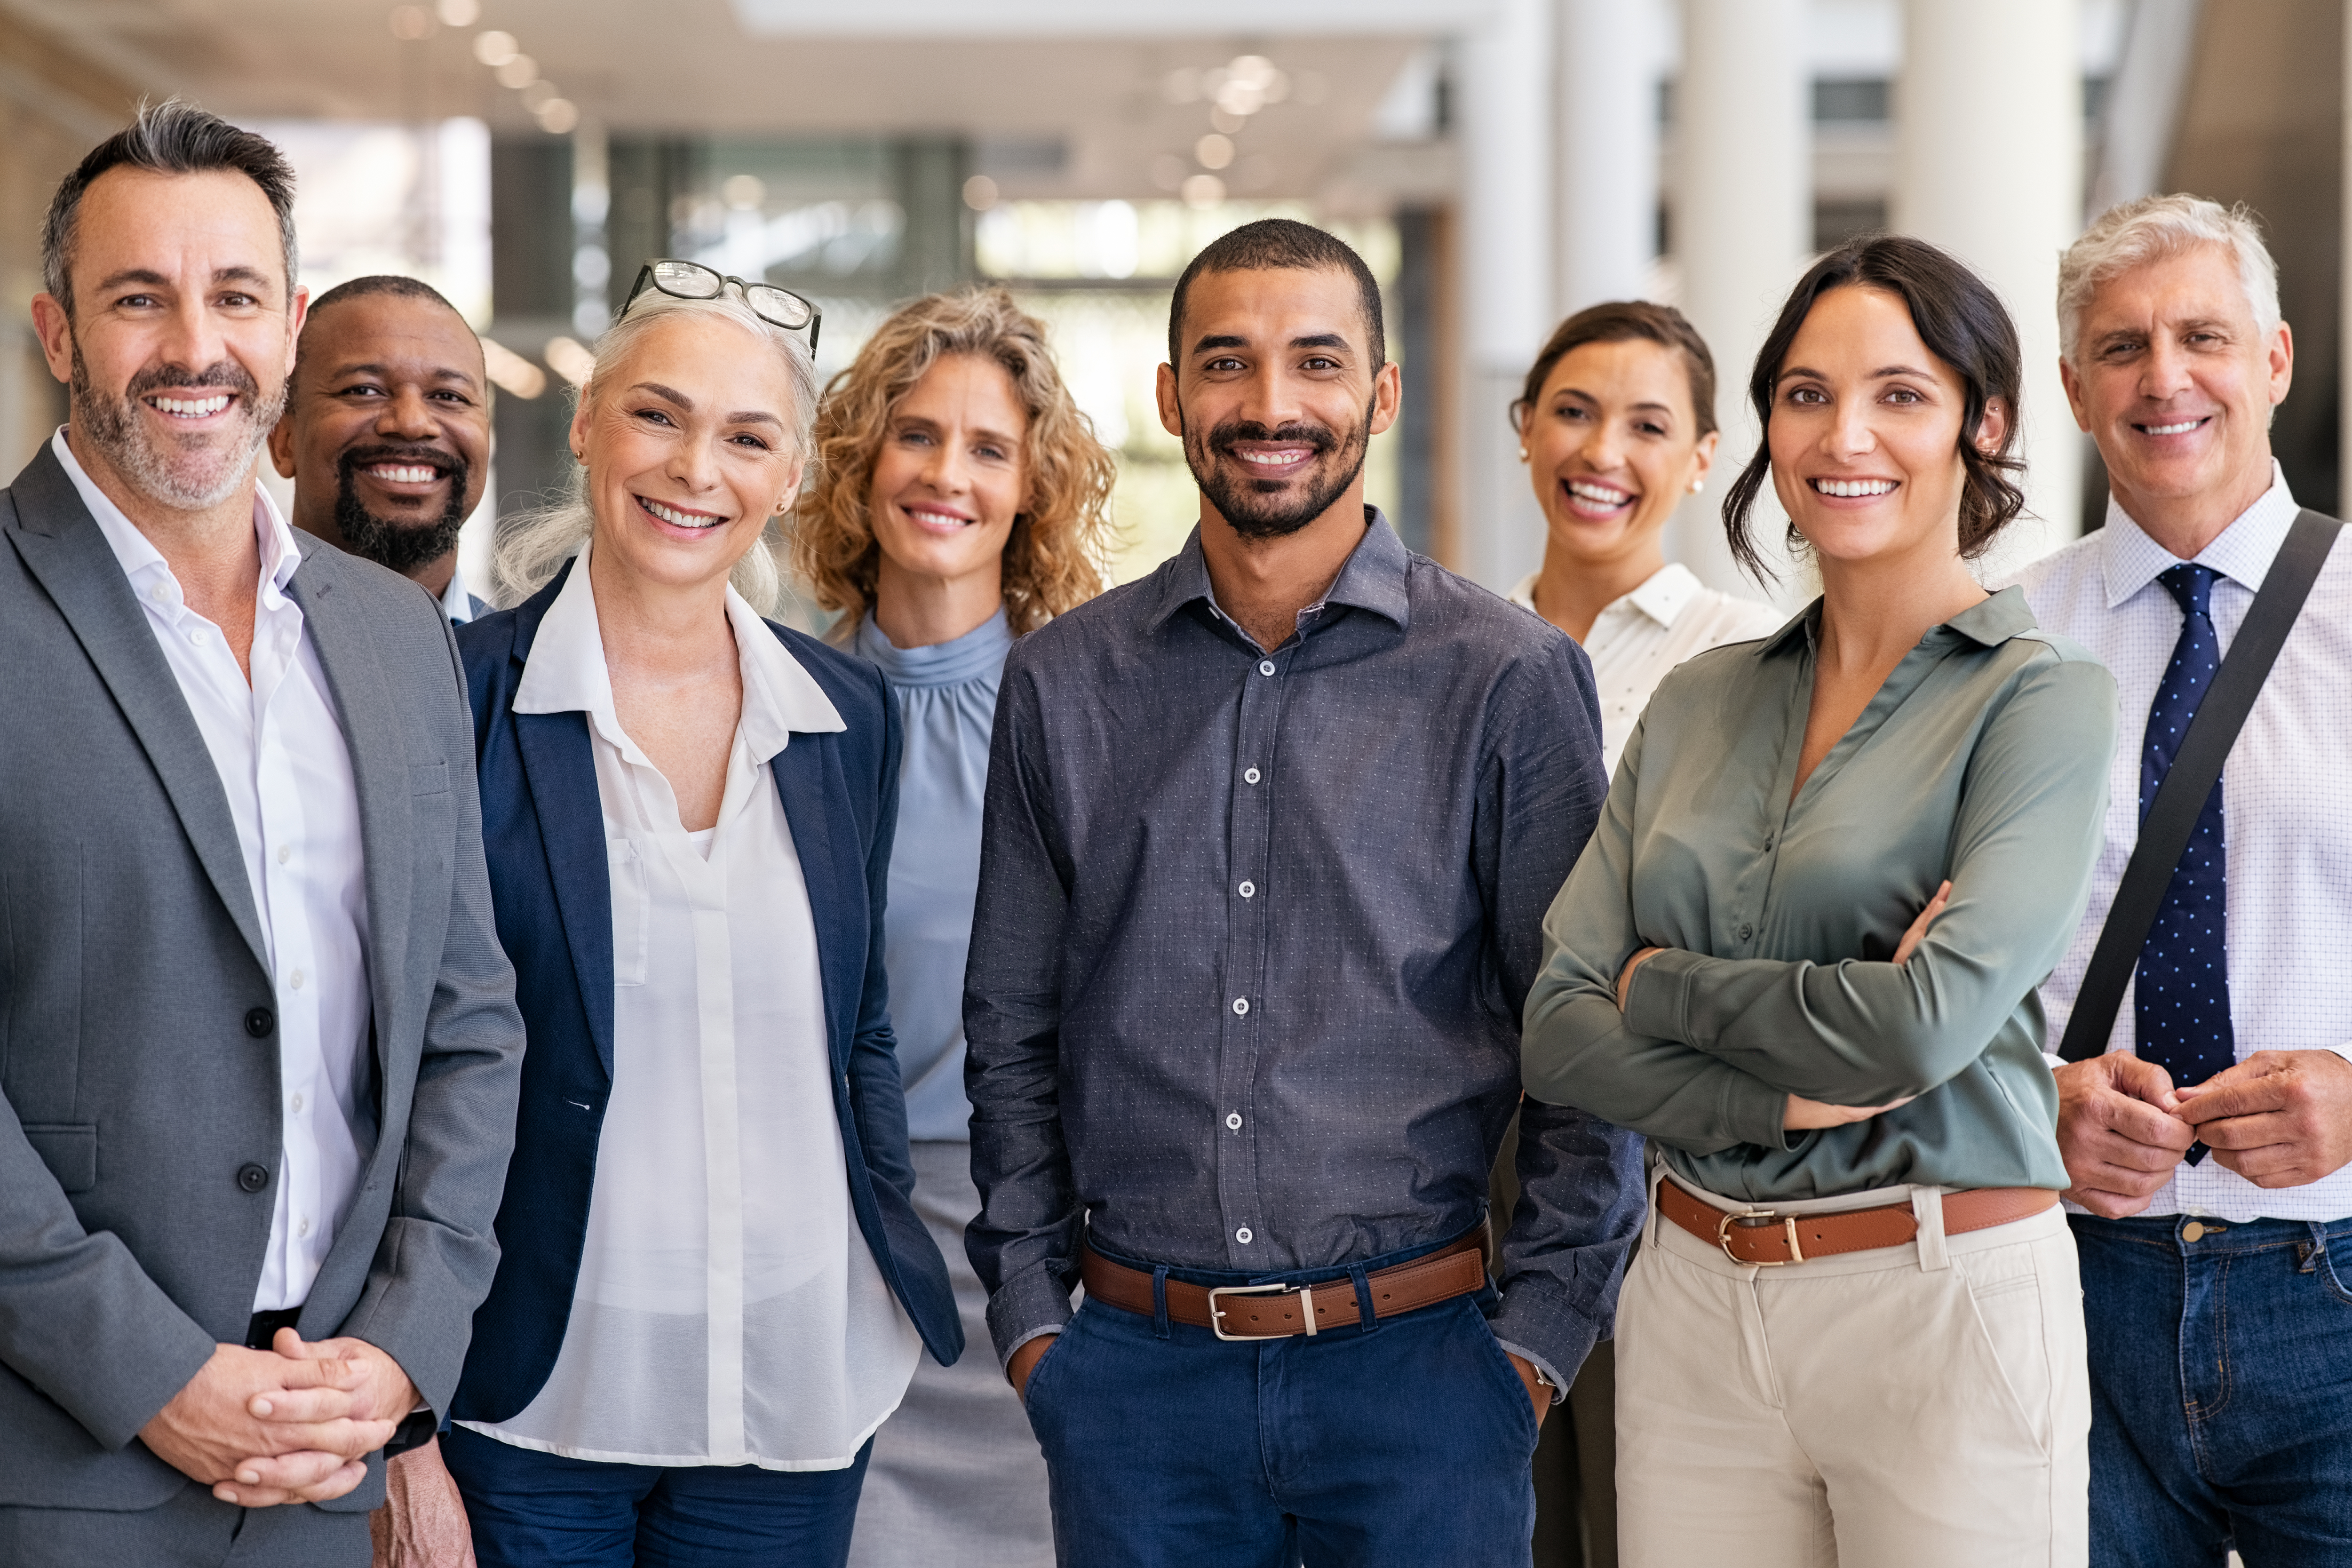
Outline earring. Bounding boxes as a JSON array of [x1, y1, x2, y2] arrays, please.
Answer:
[[1517, 448, 1529, 462], [1689, 477, 1704, 494]]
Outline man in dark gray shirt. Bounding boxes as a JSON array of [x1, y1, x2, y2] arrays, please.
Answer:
[[964, 218, 1641, 1564]]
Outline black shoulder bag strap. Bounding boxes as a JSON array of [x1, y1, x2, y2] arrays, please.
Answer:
[[2058, 509, 2344, 1062]]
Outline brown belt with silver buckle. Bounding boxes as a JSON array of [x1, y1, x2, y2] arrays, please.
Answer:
[[1079, 1233, 1488, 1341], [1659, 1178, 2058, 1266]]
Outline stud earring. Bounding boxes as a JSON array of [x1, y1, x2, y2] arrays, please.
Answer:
[[1689, 477, 1705, 494], [1517, 448, 1529, 462]]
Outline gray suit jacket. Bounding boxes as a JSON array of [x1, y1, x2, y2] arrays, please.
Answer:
[[0, 443, 525, 1514]]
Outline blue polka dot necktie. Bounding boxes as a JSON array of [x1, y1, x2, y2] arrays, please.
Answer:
[[2136, 564, 2233, 1161]]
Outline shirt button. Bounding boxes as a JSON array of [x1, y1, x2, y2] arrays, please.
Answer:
[[290, 1093, 304, 1114], [237, 1162, 271, 1194], [1236, 1226, 1254, 1243], [1226, 1112, 1243, 1130], [1258, 660, 1275, 676], [1238, 880, 1255, 898], [1762, 835, 1774, 852], [188, 629, 208, 646], [1232, 997, 1249, 1016], [297, 1216, 311, 1239], [276, 844, 292, 865], [288, 969, 305, 990], [1738, 924, 1753, 941], [1243, 767, 1261, 785], [149, 583, 170, 602]]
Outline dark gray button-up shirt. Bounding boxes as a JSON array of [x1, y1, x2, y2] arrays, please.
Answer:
[[964, 510, 1643, 1384]]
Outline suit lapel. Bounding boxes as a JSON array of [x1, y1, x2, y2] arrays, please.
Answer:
[[286, 547, 412, 1094], [5, 446, 268, 975], [516, 707, 617, 1079], [771, 737, 858, 1064]]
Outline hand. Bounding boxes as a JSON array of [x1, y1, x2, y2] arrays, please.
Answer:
[[212, 1331, 422, 1507], [1892, 881, 1951, 966], [1007, 1334, 1057, 1405], [137, 1341, 394, 1507], [2053, 1053, 2196, 1218], [1616, 947, 1665, 1011], [2174, 1050, 2352, 1188], [1784, 1093, 1914, 1130], [1505, 1352, 1553, 1423]]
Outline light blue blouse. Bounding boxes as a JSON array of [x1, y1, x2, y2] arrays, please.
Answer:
[[854, 606, 1012, 1142]]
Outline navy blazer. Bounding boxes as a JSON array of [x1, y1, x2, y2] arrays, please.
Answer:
[[449, 561, 960, 1425]]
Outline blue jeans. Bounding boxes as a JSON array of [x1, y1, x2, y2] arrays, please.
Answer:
[[2073, 1213, 2352, 1566], [1021, 1244, 1542, 1568], [441, 1426, 872, 1568]]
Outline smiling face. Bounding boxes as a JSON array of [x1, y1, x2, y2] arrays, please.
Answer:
[[1523, 336, 1717, 573], [1157, 265, 1400, 541], [866, 352, 1029, 595], [572, 310, 806, 597], [34, 166, 302, 517], [1767, 284, 2002, 573], [2062, 242, 2292, 537], [268, 290, 489, 579]]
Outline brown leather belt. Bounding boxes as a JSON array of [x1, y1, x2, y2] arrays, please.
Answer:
[[1080, 1234, 1487, 1340], [1659, 1178, 2058, 1266]]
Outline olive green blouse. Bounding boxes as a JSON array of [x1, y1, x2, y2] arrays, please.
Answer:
[[1522, 586, 2116, 1202]]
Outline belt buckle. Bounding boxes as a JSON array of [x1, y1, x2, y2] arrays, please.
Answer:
[[1207, 1281, 1315, 1341], [1716, 1208, 1804, 1266]]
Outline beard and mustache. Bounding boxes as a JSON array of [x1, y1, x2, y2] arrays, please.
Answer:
[[71, 344, 284, 512], [330, 442, 472, 578], [1183, 397, 1376, 541]]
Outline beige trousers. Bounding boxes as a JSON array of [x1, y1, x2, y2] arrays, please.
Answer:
[[1616, 1173, 2089, 1568]]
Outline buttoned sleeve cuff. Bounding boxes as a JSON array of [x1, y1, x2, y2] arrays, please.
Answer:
[[1488, 1278, 1601, 1397], [1626, 952, 1793, 1150], [983, 1261, 1077, 1372]]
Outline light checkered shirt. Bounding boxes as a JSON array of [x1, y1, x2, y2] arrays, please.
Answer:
[[2004, 463, 2352, 1222]]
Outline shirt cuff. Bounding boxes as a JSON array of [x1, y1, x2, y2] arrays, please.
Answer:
[[1488, 1278, 1600, 1398], [983, 1261, 1077, 1372], [1622, 947, 1701, 1045]]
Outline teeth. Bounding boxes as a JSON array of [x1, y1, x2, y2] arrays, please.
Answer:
[[1240, 450, 1306, 466], [2145, 419, 2202, 436], [1814, 478, 1898, 498], [366, 464, 440, 485], [1567, 481, 1632, 506], [907, 508, 970, 527], [641, 497, 723, 529], [151, 394, 230, 417]]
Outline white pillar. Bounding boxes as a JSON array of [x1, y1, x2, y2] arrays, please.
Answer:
[[1557, 0, 1659, 314], [1455, 0, 1555, 591], [1672, 0, 1811, 600], [1895, 0, 2084, 574]]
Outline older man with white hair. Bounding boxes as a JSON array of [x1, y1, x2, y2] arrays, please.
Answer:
[[2005, 194, 2352, 1564]]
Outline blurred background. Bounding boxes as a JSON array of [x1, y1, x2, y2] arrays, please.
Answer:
[[0, 0, 2340, 613]]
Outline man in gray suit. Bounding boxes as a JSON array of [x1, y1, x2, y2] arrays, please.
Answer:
[[0, 102, 525, 1567]]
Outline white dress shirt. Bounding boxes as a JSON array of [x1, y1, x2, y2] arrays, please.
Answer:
[[462, 542, 921, 1468], [2006, 463, 2352, 1222], [439, 561, 476, 625], [54, 430, 372, 1311], [1509, 561, 1786, 774]]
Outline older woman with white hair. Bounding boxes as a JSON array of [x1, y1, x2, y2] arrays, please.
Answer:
[[437, 262, 961, 1568]]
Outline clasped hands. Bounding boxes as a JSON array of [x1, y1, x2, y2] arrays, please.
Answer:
[[1614, 881, 1951, 1132], [137, 1329, 419, 1508], [2057, 1047, 2352, 1216]]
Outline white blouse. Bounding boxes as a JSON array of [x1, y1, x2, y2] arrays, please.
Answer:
[[1509, 561, 1786, 774], [461, 542, 921, 1470]]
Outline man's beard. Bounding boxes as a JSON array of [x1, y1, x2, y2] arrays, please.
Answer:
[[332, 444, 472, 578], [71, 342, 282, 512], [1184, 399, 1374, 541]]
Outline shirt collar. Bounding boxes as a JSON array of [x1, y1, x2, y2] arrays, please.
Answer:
[[440, 560, 476, 624], [1755, 583, 2038, 656], [52, 426, 302, 601], [514, 541, 843, 764], [2098, 459, 2299, 608], [1145, 506, 1411, 637], [1505, 561, 1702, 631]]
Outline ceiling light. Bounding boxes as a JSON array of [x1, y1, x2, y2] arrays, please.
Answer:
[[471, 28, 517, 66], [388, 6, 434, 40], [1180, 173, 1225, 209], [1227, 55, 1278, 88], [480, 338, 546, 399], [535, 98, 579, 134], [494, 54, 538, 88], [1209, 107, 1247, 135], [962, 174, 999, 211], [543, 335, 596, 387], [434, 0, 479, 24], [721, 174, 766, 210], [1194, 134, 1234, 171], [1214, 81, 1264, 117], [1160, 67, 1200, 105]]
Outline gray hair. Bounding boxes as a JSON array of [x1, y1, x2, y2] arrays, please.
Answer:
[[42, 99, 298, 317], [2058, 194, 2281, 363], [489, 288, 822, 616]]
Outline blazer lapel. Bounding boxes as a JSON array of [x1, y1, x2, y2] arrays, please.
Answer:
[[516, 707, 617, 1080], [771, 738, 859, 1064], [286, 546, 413, 1100], [5, 446, 268, 975]]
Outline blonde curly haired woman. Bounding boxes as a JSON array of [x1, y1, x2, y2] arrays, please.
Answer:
[[797, 287, 1115, 1568]]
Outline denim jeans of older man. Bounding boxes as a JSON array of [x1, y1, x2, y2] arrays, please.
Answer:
[[2073, 1214, 2352, 1566], [1019, 1242, 1543, 1568]]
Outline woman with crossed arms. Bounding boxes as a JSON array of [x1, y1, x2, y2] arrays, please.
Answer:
[[1523, 235, 2115, 1566]]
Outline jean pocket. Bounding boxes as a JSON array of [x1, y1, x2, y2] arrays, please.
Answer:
[[2309, 1238, 2352, 1308], [1470, 1307, 1543, 1450], [1019, 1315, 1079, 1431]]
